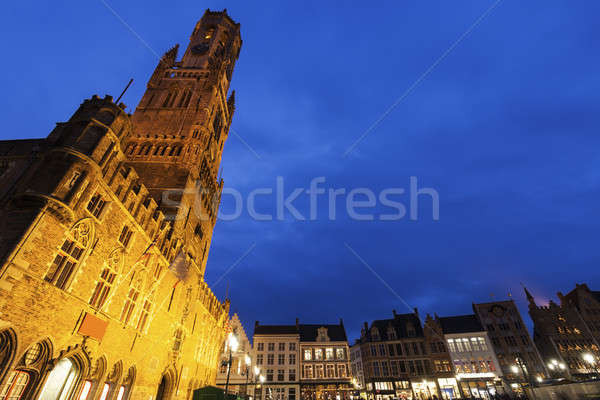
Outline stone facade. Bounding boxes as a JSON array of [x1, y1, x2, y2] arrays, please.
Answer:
[[472, 300, 547, 384], [0, 8, 241, 400]]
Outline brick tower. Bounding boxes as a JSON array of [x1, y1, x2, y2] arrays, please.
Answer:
[[125, 9, 241, 276], [0, 9, 241, 400]]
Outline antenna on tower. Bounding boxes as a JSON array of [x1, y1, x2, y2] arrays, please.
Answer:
[[115, 78, 134, 104], [225, 281, 230, 301]]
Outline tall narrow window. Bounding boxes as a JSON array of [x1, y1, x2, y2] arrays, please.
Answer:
[[120, 278, 142, 324], [0, 370, 29, 400], [137, 297, 152, 331], [87, 193, 106, 218], [89, 250, 121, 309], [45, 221, 92, 289], [119, 225, 133, 247]]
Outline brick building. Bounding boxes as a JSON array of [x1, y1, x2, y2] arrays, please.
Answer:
[[0, 9, 241, 400]]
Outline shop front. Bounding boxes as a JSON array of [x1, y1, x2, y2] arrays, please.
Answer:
[[301, 383, 353, 400], [410, 380, 438, 400], [456, 376, 505, 399], [437, 378, 460, 399]]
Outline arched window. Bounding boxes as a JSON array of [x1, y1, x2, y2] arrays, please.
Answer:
[[162, 92, 173, 108], [45, 220, 93, 289], [89, 249, 122, 309], [0, 370, 29, 400], [37, 358, 79, 400]]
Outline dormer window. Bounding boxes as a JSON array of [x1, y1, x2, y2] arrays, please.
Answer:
[[316, 327, 330, 342], [387, 328, 397, 340], [370, 327, 380, 341]]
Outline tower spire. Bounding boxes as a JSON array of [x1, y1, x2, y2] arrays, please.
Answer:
[[522, 283, 536, 306]]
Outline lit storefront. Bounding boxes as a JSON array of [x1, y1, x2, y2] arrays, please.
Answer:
[[455, 373, 504, 399], [437, 378, 460, 399], [411, 380, 438, 399]]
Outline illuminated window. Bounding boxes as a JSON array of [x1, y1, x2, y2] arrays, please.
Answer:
[[38, 358, 78, 400], [116, 386, 126, 400], [336, 348, 345, 360], [0, 370, 29, 400], [314, 349, 322, 360], [325, 348, 334, 360], [98, 384, 110, 400], [77, 380, 92, 400], [304, 349, 312, 361]]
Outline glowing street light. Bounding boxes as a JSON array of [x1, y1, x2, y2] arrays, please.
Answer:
[[224, 334, 239, 396]]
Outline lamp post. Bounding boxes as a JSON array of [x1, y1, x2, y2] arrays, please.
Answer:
[[224, 333, 239, 398], [244, 354, 251, 399], [258, 374, 265, 400], [252, 367, 260, 400], [582, 353, 599, 379], [547, 359, 567, 379], [511, 359, 537, 400]]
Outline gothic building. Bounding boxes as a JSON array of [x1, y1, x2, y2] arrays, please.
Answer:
[[526, 284, 600, 379], [0, 9, 241, 400]]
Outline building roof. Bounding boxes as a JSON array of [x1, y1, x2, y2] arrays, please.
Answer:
[[253, 325, 299, 336], [253, 321, 348, 342], [364, 312, 424, 341], [0, 139, 45, 157], [299, 324, 347, 342], [438, 314, 484, 334]]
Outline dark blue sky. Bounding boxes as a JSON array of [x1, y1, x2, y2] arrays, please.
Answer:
[[3, 1, 600, 341]]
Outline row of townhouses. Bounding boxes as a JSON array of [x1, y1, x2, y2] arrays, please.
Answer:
[[217, 283, 600, 400]]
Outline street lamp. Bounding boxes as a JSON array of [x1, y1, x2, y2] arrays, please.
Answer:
[[547, 359, 567, 378], [224, 333, 239, 398], [244, 354, 252, 398], [582, 353, 599, 378]]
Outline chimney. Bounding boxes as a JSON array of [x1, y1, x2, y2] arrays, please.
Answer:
[[339, 318, 344, 327], [296, 318, 299, 328], [392, 309, 397, 317], [255, 321, 259, 328]]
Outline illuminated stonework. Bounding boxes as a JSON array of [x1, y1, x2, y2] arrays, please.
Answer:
[[0, 9, 241, 400]]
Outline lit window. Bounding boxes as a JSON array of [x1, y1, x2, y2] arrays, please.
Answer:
[[89, 264, 117, 309], [78, 380, 92, 400], [314, 349, 323, 360], [0, 370, 29, 400], [304, 349, 312, 361], [98, 383, 110, 400], [325, 348, 334, 360], [118, 225, 133, 247], [38, 358, 78, 400], [137, 298, 152, 331], [115, 386, 126, 400]]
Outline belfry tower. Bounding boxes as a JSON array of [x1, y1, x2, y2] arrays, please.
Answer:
[[124, 9, 242, 271]]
